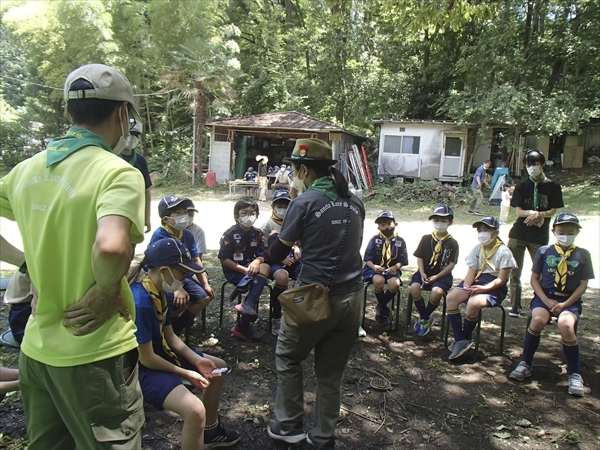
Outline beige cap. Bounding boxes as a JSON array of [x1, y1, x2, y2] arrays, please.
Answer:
[[285, 138, 336, 165], [64, 64, 142, 124]]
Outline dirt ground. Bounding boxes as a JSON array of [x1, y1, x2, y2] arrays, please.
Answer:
[[1, 168, 599, 449]]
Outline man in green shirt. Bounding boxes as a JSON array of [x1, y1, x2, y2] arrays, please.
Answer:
[[0, 64, 146, 449]]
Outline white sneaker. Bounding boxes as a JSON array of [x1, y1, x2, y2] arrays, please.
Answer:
[[568, 373, 584, 397], [271, 318, 281, 336], [357, 326, 367, 337]]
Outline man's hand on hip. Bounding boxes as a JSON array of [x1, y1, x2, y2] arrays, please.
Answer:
[[62, 284, 131, 336]]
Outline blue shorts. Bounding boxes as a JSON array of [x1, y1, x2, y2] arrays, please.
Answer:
[[457, 273, 507, 307], [222, 269, 246, 286], [410, 272, 453, 293], [8, 303, 31, 344], [362, 266, 401, 282], [138, 349, 204, 409], [269, 262, 302, 280], [530, 292, 582, 318]]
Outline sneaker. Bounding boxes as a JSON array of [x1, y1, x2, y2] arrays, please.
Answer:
[[509, 361, 532, 381], [473, 211, 484, 216], [266, 421, 306, 444], [234, 302, 258, 319], [568, 373, 585, 397], [271, 318, 281, 336], [357, 326, 367, 337], [448, 339, 473, 360], [204, 419, 240, 448], [499, 221, 506, 225], [231, 324, 263, 342], [413, 319, 424, 333], [466, 210, 475, 215], [381, 315, 392, 332], [417, 317, 436, 337], [306, 435, 335, 449], [447, 341, 455, 352], [509, 307, 522, 318]]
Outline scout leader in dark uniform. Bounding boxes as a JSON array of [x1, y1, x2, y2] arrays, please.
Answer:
[[266, 138, 366, 450]]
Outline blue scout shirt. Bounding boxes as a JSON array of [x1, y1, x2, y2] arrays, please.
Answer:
[[532, 244, 595, 294], [363, 234, 409, 269], [218, 224, 266, 267]]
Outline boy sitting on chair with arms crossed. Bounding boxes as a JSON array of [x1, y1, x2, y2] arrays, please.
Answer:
[[446, 216, 517, 360], [510, 213, 594, 396], [411, 205, 459, 337]]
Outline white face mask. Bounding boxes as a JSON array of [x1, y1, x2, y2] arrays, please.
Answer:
[[433, 221, 448, 233], [161, 267, 182, 293], [274, 208, 287, 220], [478, 231, 494, 245], [112, 106, 128, 155], [527, 165, 542, 178], [555, 234, 576, 246], [240, 215, 256, 227], [125, 135, 139, 150], [171, 214, 190, 231]]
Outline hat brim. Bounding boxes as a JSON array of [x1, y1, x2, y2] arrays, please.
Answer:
[[472, 220, 498, 229], [284, 155, 337, 165], [187, 207, 199, 213], [272, 197, 291, 205], [553, 220, 581, 228], [178, 261, 203, 274], [375, 216, 396, 223]]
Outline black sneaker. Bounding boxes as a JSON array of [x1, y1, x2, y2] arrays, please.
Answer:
[[234, 301, 258, 319], [204, 419, 240, 448], [231, 324, 263, 342], [509, 307, 522, 318], [266, 421, 306, 444]]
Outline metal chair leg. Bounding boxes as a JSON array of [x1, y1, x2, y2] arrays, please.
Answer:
[[405, 292, 413, 335]]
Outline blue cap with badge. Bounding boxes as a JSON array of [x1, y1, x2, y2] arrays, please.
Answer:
[[158, 195, 193, 217], [472, 216, 500, 230], [428, 204, 454, 220], [272, 190, 292, 205], [553, 213, 581, 229], [145, 238, 203, 273], [375, 210, 396, 223]]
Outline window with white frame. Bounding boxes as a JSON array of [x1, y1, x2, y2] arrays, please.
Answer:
[[383, 135, 420, 154]]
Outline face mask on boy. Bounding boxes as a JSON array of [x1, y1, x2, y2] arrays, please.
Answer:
[[171, 214, 190, 230], [433, 221, 448, 233], [274, 208, 287, 220], [477, 231, 494, 245], [161, 267, 182, 293], [381, 228, 395, 237], [555, 234, 576, 247], [240, 215, 256, 227], [527, 165, 542, 178]]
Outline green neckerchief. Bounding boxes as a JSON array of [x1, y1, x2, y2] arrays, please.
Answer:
[[528, 172, 547, 211], [120, 149, 138, 167], [308, 176, 338, 201], [46, 126, 112, 168]]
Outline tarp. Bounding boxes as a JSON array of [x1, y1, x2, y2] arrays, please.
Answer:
[[488, 174, 506, 206]]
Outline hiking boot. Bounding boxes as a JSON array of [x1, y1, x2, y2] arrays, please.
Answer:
[[568, 373, 584, 397], [266, 421, 306, 444], [231, 324, 263, 342], [417, 317, 435, 337], [509, 307, 522, 318], [307, 434, 335, 449], [509, 361, 532, 381], [357, 326, 367, 337], [204, 419, 240, 448], [234, 301, 258, 319], [271, 318, 281, 336], [449, 339, 473, 360]]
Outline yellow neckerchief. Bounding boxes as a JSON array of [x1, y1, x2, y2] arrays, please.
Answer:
[[554, 243, 576, 291], [429, 231, 452, 268], [161, 224, 183, 241], [270, 212, 284, 227], [141, 276, 180, 366], [474, 238, 503, 282], [379, 230, 398, 267]]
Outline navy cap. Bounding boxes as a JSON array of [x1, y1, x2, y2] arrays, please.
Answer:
[[187, 200, 198, 213], [472, 216, 500, 230], [553, 212, 581, 229], [272, 190, 291, 205], [428, 204, 454, 220], [145, 238, 203, 273], [375, 210, 396, 223], [158, 195, 193, 217]]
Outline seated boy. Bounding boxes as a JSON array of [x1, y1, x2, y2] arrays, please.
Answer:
[[3, 269, 33, 344], [218, 198, 270, 342], [186, 201, 207, 261], [260, 190, 302, 336], [510, 213, 594, 397], [150, 195, 215, 335], [446, 216, 517, 360], [362, 210, 408, 332], [130, 238, 239, 448], [411, 205, 459, 337]]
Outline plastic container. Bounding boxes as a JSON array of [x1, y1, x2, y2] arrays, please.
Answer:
[[206, 171, 217, 188]]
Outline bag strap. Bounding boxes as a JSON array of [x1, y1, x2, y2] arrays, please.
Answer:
[[326, 204, 352, 290]]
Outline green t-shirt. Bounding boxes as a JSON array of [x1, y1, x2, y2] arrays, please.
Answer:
[[0, 145, 145, 367]]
